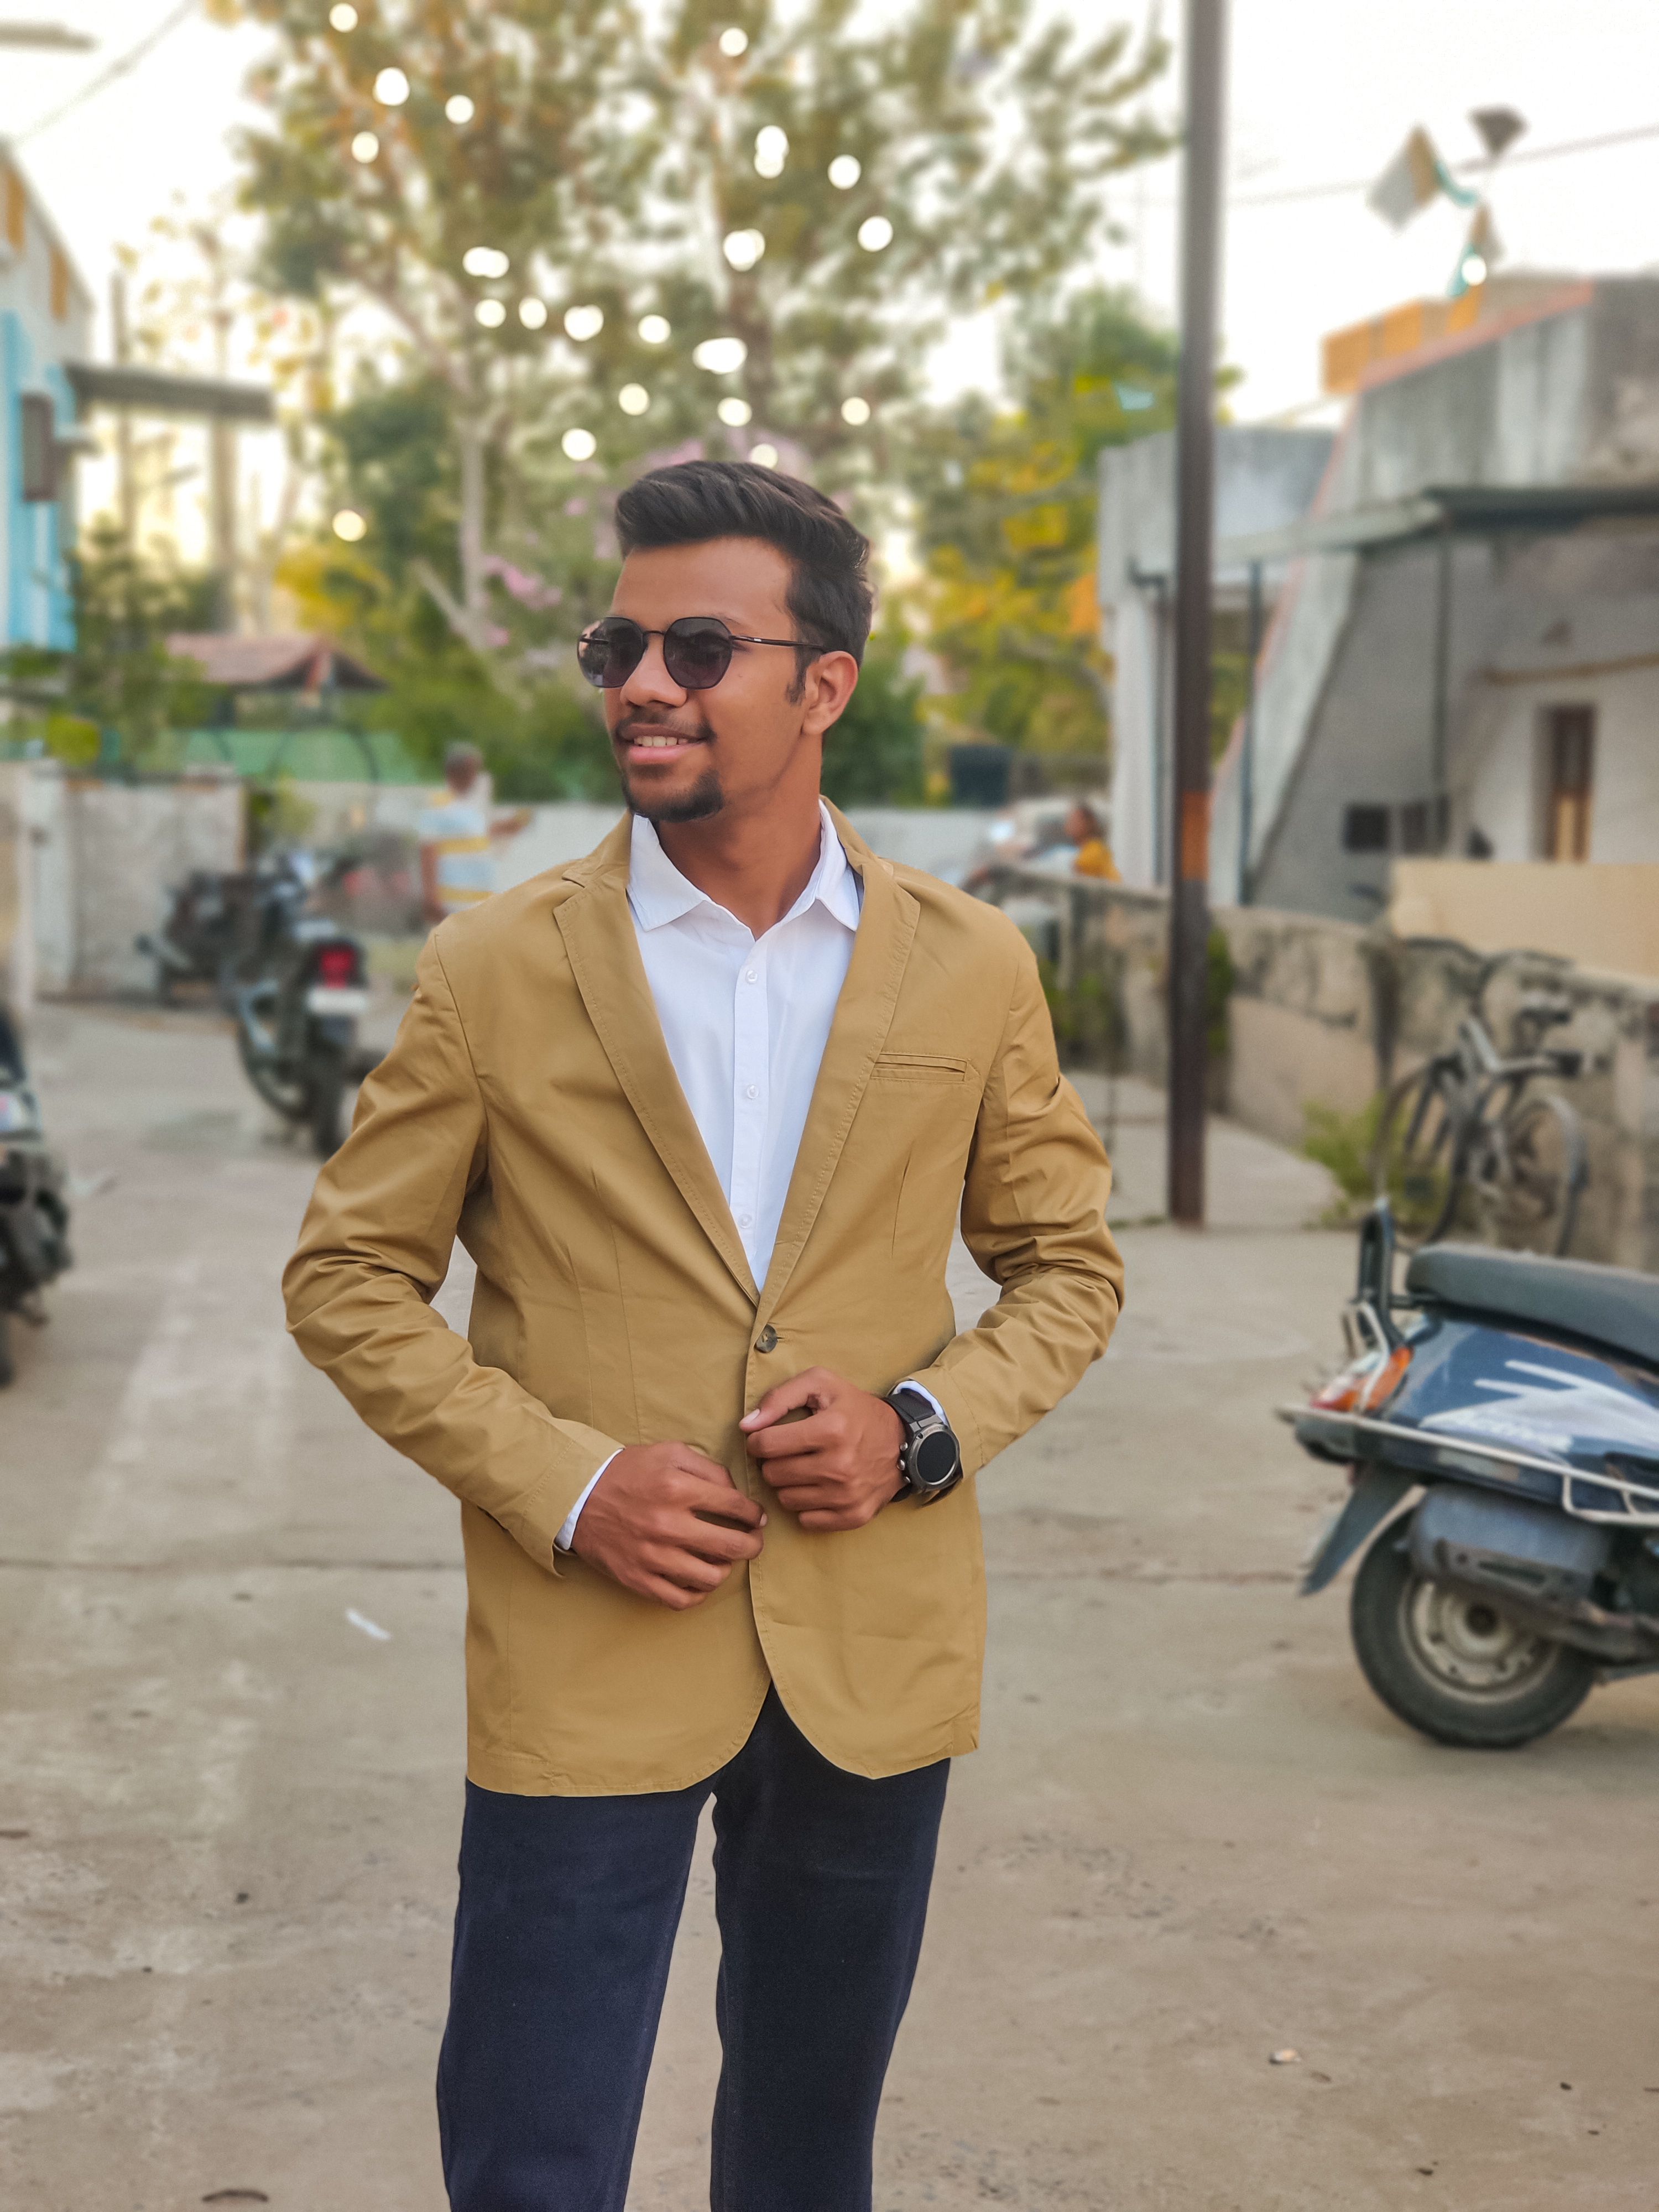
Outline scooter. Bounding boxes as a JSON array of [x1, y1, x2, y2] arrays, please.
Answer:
[[228, 854, 379, 1159], [1288, 1203, 1659, 1748], [0, 1005, 71, 1387]]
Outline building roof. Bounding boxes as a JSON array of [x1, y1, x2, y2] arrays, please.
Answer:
[[167, 634, 386, 693], [69, 362, 274, 424], [1218, 481, 1659, 568]]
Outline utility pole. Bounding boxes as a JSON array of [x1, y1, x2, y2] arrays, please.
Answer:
[[1167, 0, 1228, 1225]]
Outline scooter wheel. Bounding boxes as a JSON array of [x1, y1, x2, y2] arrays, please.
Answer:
[[1349, 1530, 1594, 1749], [309, 1050, 349, 1160]]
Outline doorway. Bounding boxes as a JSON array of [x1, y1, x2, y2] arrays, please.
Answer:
[[1543, 706, 1595, 862]]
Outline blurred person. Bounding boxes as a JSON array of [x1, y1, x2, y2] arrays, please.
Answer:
[[284, 460, 1121, 2212], [417, 743, 531, 924], [1065, 800, 1120, 881]]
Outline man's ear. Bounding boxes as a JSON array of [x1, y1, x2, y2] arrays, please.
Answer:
[[802, 649, 860, 737]]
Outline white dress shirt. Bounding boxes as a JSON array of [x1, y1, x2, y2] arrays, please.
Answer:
[[554, 802, 938, 1552]]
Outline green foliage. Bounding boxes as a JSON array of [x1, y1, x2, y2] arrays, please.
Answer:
[[907, 287, 1183, 761], [1206, 923, 1234, 1061], [1037, 957, 1124, 1070], [1, 524, 215, 769], [820, 627, 926, 806], [1302, 1095, 1386, 1205]]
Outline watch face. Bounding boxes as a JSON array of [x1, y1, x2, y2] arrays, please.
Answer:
[[914, 1428, 959, 1489]]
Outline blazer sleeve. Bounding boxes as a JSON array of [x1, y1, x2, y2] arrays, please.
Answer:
[[281, 933, 620, 1573], [905, 936, 1123, 1478]]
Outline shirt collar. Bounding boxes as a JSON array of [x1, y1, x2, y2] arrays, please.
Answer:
[[627, 801, 862, 936]]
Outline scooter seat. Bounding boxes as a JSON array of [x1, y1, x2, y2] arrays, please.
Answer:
[[1406, 1243, 1659, 1371]]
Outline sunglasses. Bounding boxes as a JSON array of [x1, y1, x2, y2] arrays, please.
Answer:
[[576, 614, 837, 692]]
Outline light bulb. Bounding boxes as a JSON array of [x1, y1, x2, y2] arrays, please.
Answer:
[[445, 93, 474, 124], [723, 229, 765, 272], [518, 298, 548, 329], [718, 27, 748, 56], [638, 314, 671, 344], [1463, 253, 1488, 286], [564, 304, 604, 341], [857, 216, 893, 252], [828, 155, 861, 190], [351, 131, 379, 163], [840, 395, 870, 426], [463, 247, 509, 278], [332, 509, 367, 541], [373, 66, 409, 106], [474, 299, 507, 327], [562, 427, 597, 461], [692, 336, 748, 374], [328, 3, 357, 28], [718, 397, 753, 426], [754, 125, 787, 178], [750, 442, 779, 468], [618, 384, 650, 415]]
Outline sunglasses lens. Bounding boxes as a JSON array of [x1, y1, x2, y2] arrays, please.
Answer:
[[577, 619, 644, 688], [662, 619, 733, 690]]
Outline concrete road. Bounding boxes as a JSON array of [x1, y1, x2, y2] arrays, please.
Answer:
[[3, 1003, 1657, 2212]]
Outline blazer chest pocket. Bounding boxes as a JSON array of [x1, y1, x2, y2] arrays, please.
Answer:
[[870, 1052, 969, 1084]]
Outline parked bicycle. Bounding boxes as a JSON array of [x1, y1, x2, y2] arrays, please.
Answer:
[[1369, 950, 1587, 1256]]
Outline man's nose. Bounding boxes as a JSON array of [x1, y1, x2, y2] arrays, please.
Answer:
[[618, 633, 686, 709]]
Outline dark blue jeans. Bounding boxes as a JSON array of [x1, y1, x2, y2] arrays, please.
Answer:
[[437, 1688, 950, 2212]]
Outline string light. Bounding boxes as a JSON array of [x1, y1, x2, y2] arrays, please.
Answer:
[[693, 336, 747, 373], [351, 131, 378, 163], [840, 396, 870, 425], [445, 93, 474, 124], [619, 384, 650, 415], [828, 155, 860, 189], [463, 247, 509, 278], [754, 126, 787, 178], [718, 397, 752, 425], [519, 298, 548, 329], [750, 442, 779, 467], [328, 4, 357, 29], [638, 314, 671, 343], [475, 299, 507, 327], [562, 428, 597, 460], [332, 508, 367, 541], [857, 216, 893, 251], [723, 229, 765, 272], [564, 304, 605, 341], [373, 66, 409, 105], [718, 27, 748, 56]]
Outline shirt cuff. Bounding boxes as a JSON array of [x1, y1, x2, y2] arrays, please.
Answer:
[[898, 1380, 948, 1426], [554, 1452, 619, 1553]]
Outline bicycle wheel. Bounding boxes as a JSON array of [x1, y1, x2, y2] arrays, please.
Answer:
[[1372, 1064, 1463, 1248], [1493, 1093, 1586, 1256]]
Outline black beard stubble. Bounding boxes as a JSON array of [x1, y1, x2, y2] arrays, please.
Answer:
[[624, 761, 725, 824]]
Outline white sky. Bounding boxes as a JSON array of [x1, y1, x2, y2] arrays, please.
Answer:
[[3, 0, 1659, 422]]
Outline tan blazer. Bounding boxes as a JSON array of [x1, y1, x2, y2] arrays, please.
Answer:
[[283, 808, 1122, 1792]]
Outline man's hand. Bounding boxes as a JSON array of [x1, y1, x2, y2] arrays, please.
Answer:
[[739, 1368, 905, 1532], [571, 1442, 765, 1609]]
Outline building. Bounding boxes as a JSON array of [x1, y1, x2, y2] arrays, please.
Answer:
[[1, 145, 93, 651]]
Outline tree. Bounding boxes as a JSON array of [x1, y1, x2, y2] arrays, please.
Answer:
[[210, 1, 1170, 664], [905, 287, 1232, 768]]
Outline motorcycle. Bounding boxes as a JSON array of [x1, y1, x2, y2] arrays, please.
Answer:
[[0, 1005, 71, 1387], [228, 853, 379, 1159], [135, 868, 260, 1003], [1290, 1202, 1659, 1748]]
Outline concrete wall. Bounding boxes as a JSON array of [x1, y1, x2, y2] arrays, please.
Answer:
[[0, 761, 29, 1011], [23, 764, 245, 997], [976, 865, 1659, 1270], [1390, 860, 1659, 982]]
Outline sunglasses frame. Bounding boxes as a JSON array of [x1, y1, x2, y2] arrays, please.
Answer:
[[576, 614, 839, 692]]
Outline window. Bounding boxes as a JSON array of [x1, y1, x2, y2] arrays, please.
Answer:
[[1545, 706, 1594, 861], [1342, 804, 1390, 853], [19, 393, 56, 502], [50, 245, 69, 321], [1397, 797, 1449, 856], [2, 166, 23, 254]]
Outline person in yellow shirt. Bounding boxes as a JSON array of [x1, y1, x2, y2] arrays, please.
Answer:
[[417, 745, 531, 924], [1065, 800, 1120, 881]]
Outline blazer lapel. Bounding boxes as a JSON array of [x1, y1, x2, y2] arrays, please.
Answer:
[[555, 823, 758, 1302], [755, 806, 919, 1319]]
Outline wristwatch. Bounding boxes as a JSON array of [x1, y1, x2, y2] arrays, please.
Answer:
[[885, 1386, 964, 1503]]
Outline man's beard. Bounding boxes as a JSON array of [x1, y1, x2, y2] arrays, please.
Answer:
[[622, 761, 724, 823]]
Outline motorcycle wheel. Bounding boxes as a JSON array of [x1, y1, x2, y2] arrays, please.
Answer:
[[309, 1047, 349, 1160], [1349, 1531, 1594, 1749]]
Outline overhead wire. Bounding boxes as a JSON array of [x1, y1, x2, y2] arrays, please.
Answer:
[[12, 0, 200, 147]]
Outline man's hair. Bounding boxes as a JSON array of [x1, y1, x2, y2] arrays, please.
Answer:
[[614, 459, 874, 669]]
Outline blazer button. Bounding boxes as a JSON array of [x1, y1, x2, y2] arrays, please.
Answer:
[[755, 1325, 778, 1353]]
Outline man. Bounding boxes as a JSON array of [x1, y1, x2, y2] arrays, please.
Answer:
[[417, 742, 530, 924], [284, 459, 1122, 2211]]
